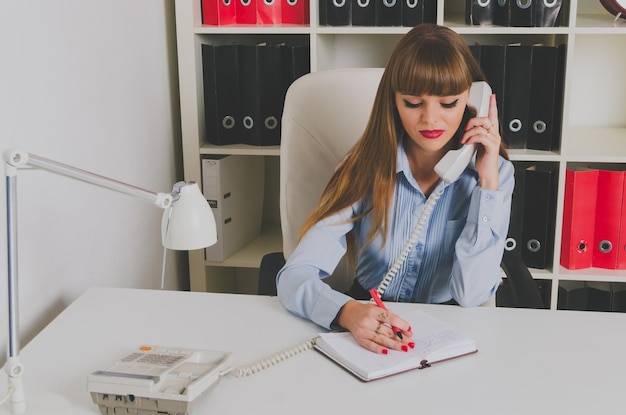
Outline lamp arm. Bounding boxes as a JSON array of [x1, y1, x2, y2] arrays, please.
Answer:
[[3, 150, 172, 209]]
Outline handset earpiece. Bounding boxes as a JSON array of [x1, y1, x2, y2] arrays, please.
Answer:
[[434, 81, 492, 184]]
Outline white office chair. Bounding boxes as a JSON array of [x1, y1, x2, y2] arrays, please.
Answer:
[[279, 68, 383, 293], [258, 68, 543, 309]]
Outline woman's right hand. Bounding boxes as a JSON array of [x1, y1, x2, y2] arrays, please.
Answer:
[[335, 300, 414, 354]]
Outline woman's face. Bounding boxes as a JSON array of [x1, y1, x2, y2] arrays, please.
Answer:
[[394, 89, 469, 155]]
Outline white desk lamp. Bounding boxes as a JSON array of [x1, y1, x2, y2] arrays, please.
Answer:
[[2, 149, 217, 414]]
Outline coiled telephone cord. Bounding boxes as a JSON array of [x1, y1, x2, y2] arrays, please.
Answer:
[[221, 338, 318, 378], [373, 183, 444, 299]]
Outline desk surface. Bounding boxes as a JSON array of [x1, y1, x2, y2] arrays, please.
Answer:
[[8, 287, 626, 414]]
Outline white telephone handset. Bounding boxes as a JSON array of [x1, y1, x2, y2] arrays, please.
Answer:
[[434, 81, 492, 184]]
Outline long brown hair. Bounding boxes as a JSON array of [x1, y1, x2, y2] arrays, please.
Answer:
[[299, 24, 509, 258]]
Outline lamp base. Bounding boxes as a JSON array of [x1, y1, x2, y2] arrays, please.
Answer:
[[0, 392, 72, 415]]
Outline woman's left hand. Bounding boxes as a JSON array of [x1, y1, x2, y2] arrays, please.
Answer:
[[461, 93, 501, 190]]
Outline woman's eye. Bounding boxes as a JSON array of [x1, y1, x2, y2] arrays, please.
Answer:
[[403, 99, 421, 108], [441, 99, 460, 109]]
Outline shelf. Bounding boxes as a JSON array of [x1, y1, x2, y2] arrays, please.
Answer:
[[444, 14, 571, 34], [557, 266, 626, 282], [206, 225, 283, 268], [528, 268, 555, 280], [574, 14, 626, 32], [195, 24, 312, 34], [563, 127, 626, 162], [508, 149, 562, 162], [200, 143, 280, 156], [314, 26, 410, 34]]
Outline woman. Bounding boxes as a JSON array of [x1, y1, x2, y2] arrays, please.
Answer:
[[276, 23, 514, 355]]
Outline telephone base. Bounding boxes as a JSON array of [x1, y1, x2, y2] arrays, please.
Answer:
[[87, 346, 231, 415], [90, 391, 209, 415]]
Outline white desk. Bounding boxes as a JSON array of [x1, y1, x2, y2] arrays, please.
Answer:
[[7, 286, 626, 414]]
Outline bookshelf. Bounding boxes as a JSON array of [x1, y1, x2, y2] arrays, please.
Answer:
[[174, 0, 626, 308]]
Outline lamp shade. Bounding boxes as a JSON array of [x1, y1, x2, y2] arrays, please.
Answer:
[[161, 182, 217, 250]]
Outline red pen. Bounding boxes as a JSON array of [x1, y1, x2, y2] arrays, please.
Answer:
[[369, 289, 403, 340]]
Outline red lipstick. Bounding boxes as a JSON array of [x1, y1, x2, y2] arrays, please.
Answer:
[[420, 130, 444, 139]]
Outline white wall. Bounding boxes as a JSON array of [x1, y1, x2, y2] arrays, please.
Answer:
[[0, 1, 184, 359]]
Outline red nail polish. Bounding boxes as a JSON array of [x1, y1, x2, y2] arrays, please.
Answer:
[[409, 342, 415, 349], [382, 349, 388, 355], [402, 345, 408, 352], [407, 326, 412, 332]]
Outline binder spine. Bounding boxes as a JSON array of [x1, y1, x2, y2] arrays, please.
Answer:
[[592, 170, 625, 269], [521, 165, 558, 269], [325, 0, 352, 25], [375, 0, 402, 26], [258, 0, 283, 24], [236, 0, 258, 23], [282, 0, 310, 23], [534, 0, 563, 27], [528, 44, 565, 151], [352, 0, 376, 25], [509, 0, 533, 26], [560, 169, 599, 270], [202, 0, 237, 25], [505, 163, 526, 257], [502, 45, 532, 149], [214, 45, 242, 145], [259, 44, 284, 146], [466, 0, 496, 25]]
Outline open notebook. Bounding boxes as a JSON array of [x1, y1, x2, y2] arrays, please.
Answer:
[[314, 308, 477, 381]]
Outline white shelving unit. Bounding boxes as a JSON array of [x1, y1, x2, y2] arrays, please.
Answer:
[[174, 0, 626, 306]]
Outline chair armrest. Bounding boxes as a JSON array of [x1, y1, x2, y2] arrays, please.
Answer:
[[258, 252, 286, 296]]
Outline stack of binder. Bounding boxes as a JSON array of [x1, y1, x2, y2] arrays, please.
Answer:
[[469, 43, 566, 151], [323, 0, 436, 26], [560, 168, 626, 270], [505, 162, 558, 270], [202, 0, 310, 25], [466, 0, 564, 27], [202, 43, 310, 146], [558, 281, 626, 312]]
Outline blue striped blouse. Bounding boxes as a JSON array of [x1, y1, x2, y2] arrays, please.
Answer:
[[277, 143, 515, 329]]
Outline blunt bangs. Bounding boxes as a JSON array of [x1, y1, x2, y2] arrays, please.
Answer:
[[389, 38, 473, 97]]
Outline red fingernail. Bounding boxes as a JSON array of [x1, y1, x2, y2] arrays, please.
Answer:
[[409, 342, 415, 349], [382, 349, 388, 355], [402, 345, 408, 352], [407, 326, 412, 332]]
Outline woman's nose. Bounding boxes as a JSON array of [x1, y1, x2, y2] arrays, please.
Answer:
[[420, 103, 438, 123]]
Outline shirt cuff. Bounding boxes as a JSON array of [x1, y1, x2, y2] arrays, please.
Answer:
[[466, 187, 503, 227], [312, 288, 352, 329]]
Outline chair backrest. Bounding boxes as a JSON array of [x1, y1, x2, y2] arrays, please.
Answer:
[[279, 68, 384, 292]]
